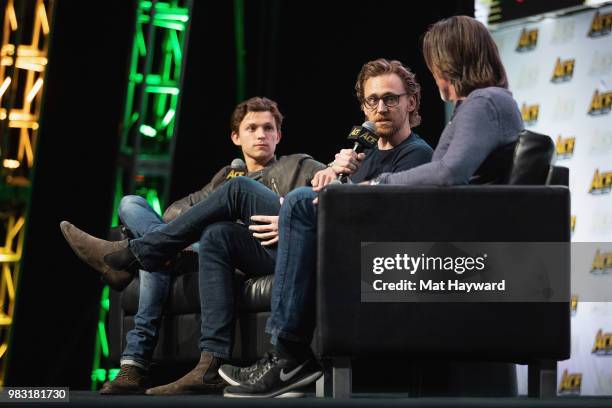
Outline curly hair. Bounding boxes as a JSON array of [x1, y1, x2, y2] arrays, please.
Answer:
[[230, 97, 283, 132]]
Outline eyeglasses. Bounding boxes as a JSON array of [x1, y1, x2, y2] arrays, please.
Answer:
[[363, 93, 408, 110]]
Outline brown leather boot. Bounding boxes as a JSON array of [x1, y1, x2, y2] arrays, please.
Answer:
[[60, 221, 138, 291], [145, 352, 225, 395], [100, 365, 148, 395]]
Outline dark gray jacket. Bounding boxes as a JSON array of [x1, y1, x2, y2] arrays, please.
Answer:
[[162, 154, 325, 221]]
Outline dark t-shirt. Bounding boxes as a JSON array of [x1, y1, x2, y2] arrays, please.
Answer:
[[349, 132, 433, 183]]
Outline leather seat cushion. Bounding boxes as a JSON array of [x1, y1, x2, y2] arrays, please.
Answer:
[[121, 254, 274, 315]]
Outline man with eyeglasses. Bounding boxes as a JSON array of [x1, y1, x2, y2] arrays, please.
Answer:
[[218, 58, 434, 398]]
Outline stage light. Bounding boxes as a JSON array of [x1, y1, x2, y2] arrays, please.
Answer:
[[139, 124, 157, 137], [3, 159, 19, 169], [38, 2, 49, 34], [26, 78, 43, 103], [7, 2, 17, 31], [146, 188, 162, 216], [97, 322, 109, 358], [161, 108, 175, 127], [145, 85, 179, 95], [0, 77, 11, 98]]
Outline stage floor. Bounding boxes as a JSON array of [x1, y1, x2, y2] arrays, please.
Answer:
[[61, 391, 612, 408]]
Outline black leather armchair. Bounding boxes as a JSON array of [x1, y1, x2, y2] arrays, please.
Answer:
[[108, 248, 275, 368], [314, 130, 570, 398]]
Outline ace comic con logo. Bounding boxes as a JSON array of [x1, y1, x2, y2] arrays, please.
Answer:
[[592, 329, 612, 356], [516, 28, 538, 52], [588, 11, 612, 38], [558, 369, 582, 395], [588, 89, 612, 116], [556, 135, 575, 159], [589, 169, 612, 194], [521, 102, 539, 125], [551, 58, 575, 83], [591, 249, 612, 275]]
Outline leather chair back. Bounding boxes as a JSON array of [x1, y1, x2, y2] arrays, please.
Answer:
[[508, 130, 556, 185], [470, 130, 556, 185]]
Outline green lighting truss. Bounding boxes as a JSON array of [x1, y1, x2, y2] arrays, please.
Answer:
[[91, 0, 192, 390], [0, 0, 54, 387]]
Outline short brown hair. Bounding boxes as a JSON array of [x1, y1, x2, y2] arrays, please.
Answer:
[[230, 97, 283, 133], [355, 59, 422, 127], [423, 15, 508, 98]]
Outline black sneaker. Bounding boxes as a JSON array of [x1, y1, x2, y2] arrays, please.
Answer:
[[220, 351, 322, 398]]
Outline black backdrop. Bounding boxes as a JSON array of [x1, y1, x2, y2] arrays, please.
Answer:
[[8, 0, 472, 388], [171, 0, 473, 201]]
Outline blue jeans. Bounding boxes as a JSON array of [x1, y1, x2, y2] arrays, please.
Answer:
[[127, 177, 281, 360], [265, 186, 318, 346], [117, 195, 172, 369], [198, 221, 276, 358]]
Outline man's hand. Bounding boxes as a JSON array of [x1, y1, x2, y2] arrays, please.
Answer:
[[331, 149, 365, 176], [249, 215, 279, 246], [311, 167, 337, 192]]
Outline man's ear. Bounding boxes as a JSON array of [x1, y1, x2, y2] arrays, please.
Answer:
[[406, 95, 416, 112], [275, 130, 282, 144], [230, 131, 241, 146]]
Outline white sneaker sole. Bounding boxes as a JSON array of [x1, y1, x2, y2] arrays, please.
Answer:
[[223, 371, 322, 398], [218, 368, 240, 386]]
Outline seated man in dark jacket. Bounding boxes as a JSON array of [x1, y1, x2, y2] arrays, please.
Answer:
[[61, 97, 325, 395]]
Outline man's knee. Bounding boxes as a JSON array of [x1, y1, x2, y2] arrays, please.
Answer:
[[199, 221, 240, 247], [225, 176, 256, 193], [281, 187, 316, 216], [118, 195, 148, 220]]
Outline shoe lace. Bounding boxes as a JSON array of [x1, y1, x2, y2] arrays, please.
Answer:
[[245, 352, 277, 384]]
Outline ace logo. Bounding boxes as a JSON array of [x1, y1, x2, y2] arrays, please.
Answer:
[[516, 28, 538, 52], [592, 329, 612, 356], [588, 11, 612, 38], [589, 169, 612, 194], [551, 58, 575, 83], [558, 369, 582, 395], [521, 103, 539, 126], [556, 135, 575, 159], [588, 89, 612, 116], [591, 249, 612, 275]]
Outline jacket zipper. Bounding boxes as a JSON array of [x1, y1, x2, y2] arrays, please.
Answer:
[[271, 178, 280, 195]]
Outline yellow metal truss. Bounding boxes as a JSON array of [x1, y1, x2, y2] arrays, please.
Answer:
[[0, 0, 52, 386]]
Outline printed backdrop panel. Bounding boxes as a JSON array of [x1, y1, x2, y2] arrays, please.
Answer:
[[491, 4, 612, 396]]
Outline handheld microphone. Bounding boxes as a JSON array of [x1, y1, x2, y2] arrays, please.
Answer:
[[336, 121, 380, 182], [227, 158, 247, 179]]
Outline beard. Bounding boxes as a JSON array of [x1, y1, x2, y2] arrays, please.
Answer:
[[371, 114, 401, 139], [375, 122, 397, 138]]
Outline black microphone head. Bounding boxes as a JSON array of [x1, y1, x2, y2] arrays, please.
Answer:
[[356, 121, 380, 150], [231, 158, 246, 170], [227, 158, 247, 179], [362, 121, 377, 134]]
